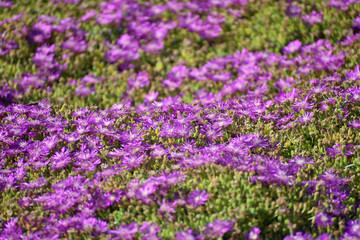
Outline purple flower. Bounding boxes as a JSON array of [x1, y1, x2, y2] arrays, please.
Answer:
[[20, 177, 47, 191], [158, 198, 178, 215], [0, 0, 13, 8], [81, 9, 97, 22], [316, 233, 332, 240], [140, 222, 162, 240], [296, 112, 314, 124], [149, 4, 166, 15], [291, 95, 315, 112], [163, 65, 188, 89], [74, 148, 101, 174], [128, 71, 150, 90], [187, 190, 209, 207], [27, 22, 52, 43], [288, 156, 313, 167], [345, 65, 360, 81], [175, 229, 203, 240], [32, 44, 65, 81], [150, 144, 168, 158], [199, 125, 223, 140], [315, 212, 334, 227], [108, 222, 139, 240], [329, 0, 351, 11], [283, 40, 302, 55], [51, 146, 72, 170], [75, 84, 96, 97], [81, 74, 104, 84], [0, 217, 23, 239], [302, 11, 324, 25], [62, 37, 88, 53], [353, 15, 360, 33], [152, 27, 168, 40], [212, 72, 233, 82], [121, 153, 145, 170], [326, 143, 353, 158], [144, 92, 159, 103], [142, 40, 164, 54], [348, 120, 360, 128], [286, 4, 301, 18], [344, 86, 360, 102], [343, 220, 360, 239], [275, 77, 295, 90], [284, 232, 313, 240], [204, 219, 234, 237], [135, 182, 158, 203], [244, 227, 262, 240]]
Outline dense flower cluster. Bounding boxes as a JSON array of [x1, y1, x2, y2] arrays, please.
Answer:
[[1, 0, 360, 239]]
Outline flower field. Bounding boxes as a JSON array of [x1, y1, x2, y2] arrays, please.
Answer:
[[1, 0, 360, 239]]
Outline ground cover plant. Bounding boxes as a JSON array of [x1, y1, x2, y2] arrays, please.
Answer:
[[1, 0, 360, 239]]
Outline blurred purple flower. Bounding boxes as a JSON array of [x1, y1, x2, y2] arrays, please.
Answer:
[[315, 212, 334, 227], [286, 4, 301, 18], [187, 189, 209, 207], [75, 84, 96, 97], [204, 219, 234, 237], [283, 40, 302, 55], [343, 220, 360, 239], [302, 11, 324, 25], [244, 227, 262, 240], [284, 232, 313, 240], [296, 112, 314, 124], [348, 120, 360, 128], [108, 222, 139, 240], [62, 37, 88, 53]]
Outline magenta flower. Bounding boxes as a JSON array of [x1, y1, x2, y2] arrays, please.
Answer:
[[204, 219, 234, 237], [108, 222, 139, 240], [74, 148, 101, 174], [74, 85, 96, 97], [314, 212, 334, 227], [20, 177, 47, 191], [158, 198, 178, 215], [199, 125, 223, 140], [175, 229, 203, 240], [135, 182, 158, 203], [326, 143, 353, 158], [127, 71, 150, 90], [283, 40, 302, 55], [81, 9, 97, 22], [296, 112, 314, 124], [348, 120, 360, 128], [286, 4, 301, 18], [344, 86, 360, 102], [81, 74, 104, 84], [27, 22, 52, 44], [343, 220, 360, 239], [329, 0, 351, 11], [316, 233, 332, 240], [186, 189, 209, 207], [139, 222, 162, 240], [50, 146, 72, 170], [120, 154, 145, 170], [62, 37, 88, 53], [302, 11, 324, 25], [275, 77, 295, 90], [288, 156, 313, 167], [291, 95, 315, 112], [144, 92, 159, 103], [284, 232, 313, 240], [0, 217, 23, 239], [244, 227, 262, 240]]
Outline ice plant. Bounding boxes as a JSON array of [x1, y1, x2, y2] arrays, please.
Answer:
[[1, 0, 360, 239]]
